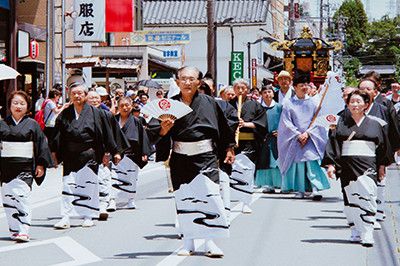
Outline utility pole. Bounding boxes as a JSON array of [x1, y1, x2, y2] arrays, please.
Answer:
[[320, 0, 323, 38], [207, 0, 216, 83], [289, 0, 295, 39]]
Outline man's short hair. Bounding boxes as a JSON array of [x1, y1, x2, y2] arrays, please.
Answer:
[[175, 66, 203, 80], [358, 79, 378, 90], [363, 71, 381, 83], [233, 78, 250, 88]]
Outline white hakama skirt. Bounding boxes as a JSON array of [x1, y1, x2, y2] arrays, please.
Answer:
[[174, 173, 229, 240], [344, 170, 377, 235], [1, 177, 32, 235], [230, 153, 255, 205], [219, 169, 231, 221], [98, 164, 112, 211], [110, 156, 139, 201], [61, 165, 100, 219]]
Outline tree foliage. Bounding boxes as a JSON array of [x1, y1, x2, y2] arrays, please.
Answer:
[[364, 15, 400, 66], [333, 0, 369, 56]]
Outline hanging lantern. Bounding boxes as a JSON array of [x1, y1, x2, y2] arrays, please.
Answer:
[[30, 40, 39, 59]]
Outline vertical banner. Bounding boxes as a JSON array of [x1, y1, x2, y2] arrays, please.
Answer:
[[74, 0, 106, 42], [231, 51, 244, 84], [106, 0, 135, 32], [251, 58, 257, 88]]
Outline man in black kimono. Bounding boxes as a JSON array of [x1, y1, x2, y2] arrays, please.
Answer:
[[147, 66, 235, 257], [359, 79, 398, 226], [51, 76, 122, 229], [228, 78, 268, 214], [199, 78, 239, 224], [86, 91, 129, 220]]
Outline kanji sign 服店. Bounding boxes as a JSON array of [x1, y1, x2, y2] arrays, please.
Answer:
[[74, 0, 105, 43]]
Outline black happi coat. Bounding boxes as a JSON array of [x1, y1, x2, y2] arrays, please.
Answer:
[[51, 102, 120, 176], [0, 116, 55, 186], [116, 113, 154, 169], [101, 109, 130, 155], [228, 96, 268, 163], [147, 91, 236, 189], [322, 115, 392, 188], [216, 99, 239, 175]]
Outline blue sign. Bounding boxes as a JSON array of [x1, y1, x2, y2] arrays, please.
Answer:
[[163, 50, 178, 58], [0, 0, 10, 9], [146, 34, 189, 42]]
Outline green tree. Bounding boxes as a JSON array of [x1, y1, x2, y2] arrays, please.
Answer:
[[364, 15, 400, 66], [343, 57, 361, 86], [333, 0, 370, 56]]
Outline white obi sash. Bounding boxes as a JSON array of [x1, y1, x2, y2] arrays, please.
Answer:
[[1, 141, 34, 159], [173, 139, 213, 156], [342, 140, 375, 157]]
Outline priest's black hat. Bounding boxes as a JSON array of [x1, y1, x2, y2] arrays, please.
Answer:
[[293, 70, 310, 86]]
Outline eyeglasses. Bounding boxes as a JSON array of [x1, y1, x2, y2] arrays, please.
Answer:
[[178, 78, 197, 83]]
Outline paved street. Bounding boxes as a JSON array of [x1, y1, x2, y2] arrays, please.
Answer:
[[0, 162, 399, 266]]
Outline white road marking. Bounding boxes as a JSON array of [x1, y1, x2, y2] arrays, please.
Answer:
[[156, 192, 264, 266], [0, 236, 101, 265]]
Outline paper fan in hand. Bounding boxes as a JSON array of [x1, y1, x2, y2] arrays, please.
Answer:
[[141, 98, 192, 121]]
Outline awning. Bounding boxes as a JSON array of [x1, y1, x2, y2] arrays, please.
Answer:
[[358, 65, 396, 75], [149, 58, 178, 72], [18, 22, 46, 42], [66, 57, 101, 68], [99, 58, 142, 71]]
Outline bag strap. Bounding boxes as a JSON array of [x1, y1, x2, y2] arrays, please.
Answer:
[[43, 100, 53, 124]]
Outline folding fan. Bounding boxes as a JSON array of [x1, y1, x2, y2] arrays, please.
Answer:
[[141, 98, 192, 121], [314, 114, 339, 128]]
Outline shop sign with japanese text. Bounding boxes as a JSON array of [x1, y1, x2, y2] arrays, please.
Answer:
[[130, 30, 191, 46], [231, 51, 244, 84], [74, 0, 105, 43]]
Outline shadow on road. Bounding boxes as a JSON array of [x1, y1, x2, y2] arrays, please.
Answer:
[[155, 223, 175, 227], [310, 225, 349, 230], [301, 239, 358, 245], [145, 196, 175, 200], [111, 251, 209, 259], [291, 215, 346, 221], [143, 234, 180, 240]]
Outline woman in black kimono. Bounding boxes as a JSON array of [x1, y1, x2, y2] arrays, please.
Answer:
[[0, 91, 55, 242], [322, 90, 392, 247], [108, 96, 153, 211]]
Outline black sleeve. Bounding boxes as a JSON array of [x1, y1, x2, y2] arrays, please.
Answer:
[[321, 126, 341, 173], [216, 102, 236, 150], [377, 124, 394, 167], [251, 102, 268, 143], [107, 112, 130, 154], [145, 117, 171, 162]]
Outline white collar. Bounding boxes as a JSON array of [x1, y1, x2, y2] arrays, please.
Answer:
[[261, 99, 276, 108], [356, 115, 366, 127], [74, 106, 80, 120], [11, 115, 24, 125], [293, 94, 309, 101], [365, 102, 374, 115]]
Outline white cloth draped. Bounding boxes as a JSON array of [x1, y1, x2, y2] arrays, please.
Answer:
[[344, 170, 377, 235], [174, 173, 229, 240], [110, 156, 139, 201], [1, 178, 32, 235], [61, 165, 100, 219], [230, 153, 255, 205]]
